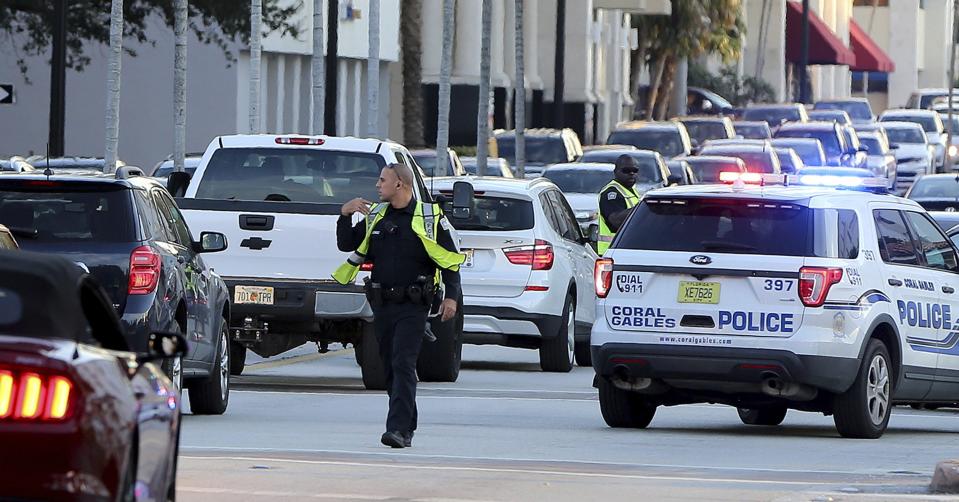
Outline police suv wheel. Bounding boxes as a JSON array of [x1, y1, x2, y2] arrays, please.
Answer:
[[598, 377, 656, 428], [359, 322, 388, 390], [833, 339, 892, 439], [540, 294, 575, 373], [188, 320, 230, 415], [737, 406, 787, 426]]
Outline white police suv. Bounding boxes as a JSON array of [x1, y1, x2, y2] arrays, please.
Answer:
[[592, 175, 959, 438]]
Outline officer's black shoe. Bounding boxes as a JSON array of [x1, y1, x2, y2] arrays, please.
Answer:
[[381, 431, 405, 449], [403, 431, 414, 448]]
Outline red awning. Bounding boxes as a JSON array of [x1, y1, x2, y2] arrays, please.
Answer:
[[848, 20, 894, 72], [785, 1, 856, 66]]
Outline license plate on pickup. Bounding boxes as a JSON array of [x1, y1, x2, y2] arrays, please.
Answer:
[[677, 281, 720, 304], [462, 249, 474, 268], [234, 286, 274, 305]]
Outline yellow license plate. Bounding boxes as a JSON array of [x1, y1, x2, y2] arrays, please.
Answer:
[[234, 286, 274, 305], [677, 281, 721, 304]]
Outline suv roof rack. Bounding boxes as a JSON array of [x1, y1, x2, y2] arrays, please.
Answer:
[[115, 166, 144, 180]]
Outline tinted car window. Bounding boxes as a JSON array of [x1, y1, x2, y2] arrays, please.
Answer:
[[885, 127, 925, 144], [0, 188, 135, 244], [859, 136, 885, 155], [440, 196, 533, 231], [411, 154, 439, 177], [814, 101, 872, 121], [543, 169, 613, 193], [743, 108, 801, 125], [874, 210, 921, 266], [908, 177, 959, 198], [733, 123, 771, 139], [681, 121, 731, 144], [496, 137, 569, 165], [607, 130, 685, 158], [154, 191, 192, 246], [133, 190, 168, 241], [904, 211, 958, 271], [685, 160, 744, 182], [195, 148, 386, 203], [697, 149, 780, 174], [837, 210, 860, 259], [776, 129, 843, 157], [770, 139, 826, 166], [886, 115, 939, 133]]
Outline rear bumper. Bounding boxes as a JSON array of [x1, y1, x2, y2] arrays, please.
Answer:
[[592, 343, 860, 394], [224, 277, 372, 324], [463, 305, 562, 339]]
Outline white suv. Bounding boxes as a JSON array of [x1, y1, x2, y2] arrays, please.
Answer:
[[429, 177, 598, 371], [592, 180, 959, 438]]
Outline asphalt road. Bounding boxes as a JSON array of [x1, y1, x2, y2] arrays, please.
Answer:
[[177, 344, 959, 501]]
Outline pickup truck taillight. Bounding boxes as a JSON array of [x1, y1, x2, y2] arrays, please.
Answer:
[[0, 369, 74, 421], [129, 246, 161, 295]]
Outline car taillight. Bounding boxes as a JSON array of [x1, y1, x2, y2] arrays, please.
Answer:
[[129, 246, 161, 295], [0, 369, 74, 421], [594, 258, 614, 298], [503, 240, 553, 270], [799, 267, 843, 307]]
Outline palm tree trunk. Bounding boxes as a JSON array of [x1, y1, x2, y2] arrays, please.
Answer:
[[513, 0, 526, 177], [249, 0, 262, 133], [104, 0, 123, 173], [401, 0, 424, 147], [311, 0, 324, 135], [655, 56, 677, 120], [645, 54, 665, 120], [436, 0, 456, 172], [476, 0, 492, 176], [366, 0, 380, 137], [173, 0, 188, 172]]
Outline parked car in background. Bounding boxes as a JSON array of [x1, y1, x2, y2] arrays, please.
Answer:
[[904, 173, 959, 211], [928, 211, 959, 233], [150, 153, 204, 186], [460, 156, 514, 177], [430, 177, 598, 370], [0, 157, 34, 173], [881, 121, 935, 193], [732, 121, 772, 139], [808, 109, 852, 126], [880, 109, 946, 169], [858, 131, 898, 189], [813, 98, 874, 124], [578, 148, 670, 178], [675, 116, 735, 147], [0, 224, 17, 249], [905, 88, 959, 110], [0, 250, 185, 501], [686, 87, 735, 116], [666, 159, 696, 185], [495, 128, 583, 179], [607, 122, 692, 160], [742, 103, 809, 130], [696, 144, 782, 174], [773, 147, 804, 174], [770, 138, 827, 167], [682, 156, 747, 183], [582, 144, 637, 154], [839, 124, 870, 169], [775, 122, 853, 167], [24, 156, 126, 174], [410, 148, 467, 177]]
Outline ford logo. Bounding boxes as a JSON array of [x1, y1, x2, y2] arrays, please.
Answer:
[[690, 255, 712, 265]]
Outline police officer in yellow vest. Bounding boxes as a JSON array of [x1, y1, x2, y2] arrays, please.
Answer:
[[597, 155, 641, 254], [334, 162, 464, 449]]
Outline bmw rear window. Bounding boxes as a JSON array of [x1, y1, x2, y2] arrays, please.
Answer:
[[0, 186, 135, 244], [439, 196, 534, 231]]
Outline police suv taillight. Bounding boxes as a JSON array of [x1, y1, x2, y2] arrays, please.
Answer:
[[799, 267, 843, 307], [594, 259, 614, 298]]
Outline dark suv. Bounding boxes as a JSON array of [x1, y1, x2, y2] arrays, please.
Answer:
[[0, 167, 233, 414]]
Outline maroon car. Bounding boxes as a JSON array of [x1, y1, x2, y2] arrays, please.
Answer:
[[0, 250, 185, 501]]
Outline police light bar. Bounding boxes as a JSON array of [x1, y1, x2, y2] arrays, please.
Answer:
[[792, 174, 888, 190], [719, 172, 785, 185], [275, 137, 325, 145]]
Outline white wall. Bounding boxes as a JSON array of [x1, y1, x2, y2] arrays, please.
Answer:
[[742, 0, 787, 102]]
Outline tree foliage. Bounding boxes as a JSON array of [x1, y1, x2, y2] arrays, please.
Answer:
[[688, 63, 774, 107], [0, 0, 302, 78]]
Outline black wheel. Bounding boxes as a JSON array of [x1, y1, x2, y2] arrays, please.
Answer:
[[597, 376, 656, 428], [737, 406, 788, 426], [417, 295, 463, 383], [574, 337, 592, 367], [188, 319, 230, 415], [229, 340, 246, 376], [833, 339, 892, 439], [540, 294, 575, 372], [359, 321, 387, 390]]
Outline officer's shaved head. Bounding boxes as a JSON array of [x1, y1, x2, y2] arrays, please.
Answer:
[[377, 163, 415, 204], [390, 162, 415, 187]]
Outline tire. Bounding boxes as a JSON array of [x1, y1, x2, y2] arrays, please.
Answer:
[[188, 320, 230, 415], [229, 341, 246, 376], [597, 376, 656, 428], [833, 339, 892, 439], [359, 321, 387, 390], [417, 296, 463, 383], [737, 406, 788, 426], [574, 337, 592, 368], [540, 294, 575, 372]]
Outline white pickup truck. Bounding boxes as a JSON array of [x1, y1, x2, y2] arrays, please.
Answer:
[[174, 134, 464, 389]]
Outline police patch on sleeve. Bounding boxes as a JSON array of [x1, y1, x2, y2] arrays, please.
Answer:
[[607, 191, 618, 200]]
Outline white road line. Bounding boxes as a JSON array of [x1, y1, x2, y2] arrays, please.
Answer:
[[178, 454, 877, 486], [231, 389, 595, 402]]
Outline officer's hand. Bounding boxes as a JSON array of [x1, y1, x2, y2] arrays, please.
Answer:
[[341, 198, 372, 216], [439, 298, 457, 322]]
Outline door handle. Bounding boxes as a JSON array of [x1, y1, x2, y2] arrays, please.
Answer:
[[888, 278, 903, 287], [944, 286, 956, 294]]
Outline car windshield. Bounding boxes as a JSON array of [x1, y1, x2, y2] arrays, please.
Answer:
[[770, 140, 825, 166], [942, 115, 959, 134], [681, 121, 730, 144], [743, 108, 800, 125], [699, 150, 777, 173], [0, 188, 135, 245], [194, 147, 387, 203], [776, 129, 843, 157], [412, 154, 443, 177], [686, 160, 743, 182], [617, 198, 813, 256], [909, 177, 959, 198], [886, 115, 939, 133], [859, 136, 885, 155], [496, 137, 568, 165], [606, 130, 685, 158], [439, 196, 534, 231], [814, 101, 872, 120], [543, 169, 614, 193], [921, 94, 948, 109], [885, 127, 925, 144]]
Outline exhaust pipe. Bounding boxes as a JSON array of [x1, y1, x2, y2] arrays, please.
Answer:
[[761, 377, 817, 401]]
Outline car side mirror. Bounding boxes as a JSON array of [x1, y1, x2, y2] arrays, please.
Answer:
[[139, 331, 188, 364], [167, 171, 192, 197], [194, 231, 228, 253], [451, 180, 474, 219]]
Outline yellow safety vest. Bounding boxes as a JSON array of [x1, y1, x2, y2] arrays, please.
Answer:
[[332, 200, 466, 285], [597, 180, 639, 254]]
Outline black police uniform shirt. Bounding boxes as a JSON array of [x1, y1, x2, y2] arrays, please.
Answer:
[[598, 183, 639, 234], [336, 197, 461, 300]]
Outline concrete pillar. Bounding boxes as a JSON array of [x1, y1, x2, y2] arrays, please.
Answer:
[[454, 0, 482, 83], [743, 0, 786, 102], [290, 55, 302, 133], [275, 55, 286, 133], [524, 0, 543, 89], [923, 0, 952, 88], [491, 0, 509, 87], [888, 0, 921, 107], [421, 0, 443, 83], [353, 60, 363, 136], [337, 58, 348, 135], [538, 0, 557, 99]]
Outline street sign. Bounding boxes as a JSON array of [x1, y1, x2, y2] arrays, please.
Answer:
[[0, 84, 13, 104]]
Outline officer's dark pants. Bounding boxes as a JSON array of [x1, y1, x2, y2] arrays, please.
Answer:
[[373, 302, 428, 434]]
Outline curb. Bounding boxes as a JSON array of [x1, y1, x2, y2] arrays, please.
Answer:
[[930, 460, 959, 493]]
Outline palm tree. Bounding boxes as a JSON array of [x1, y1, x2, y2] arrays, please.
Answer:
[[249, 0, 263, 133], [400, 0, 424, 147], [104, 0, 124, 173], [174, 0, 188, 173], [367, 0, 380, 137], [476, 0, 492, 176], [436, 0, 456, 169], [312, 0, 325, 135]]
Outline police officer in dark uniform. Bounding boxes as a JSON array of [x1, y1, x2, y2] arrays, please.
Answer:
[[334, 162, 463, 449], [597, 155, 641, 254]]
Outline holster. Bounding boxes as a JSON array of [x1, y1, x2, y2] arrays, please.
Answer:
[[363, 278, 383, 308]]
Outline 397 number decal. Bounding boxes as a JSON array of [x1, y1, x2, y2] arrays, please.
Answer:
[[764, 279, 793, 292]]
